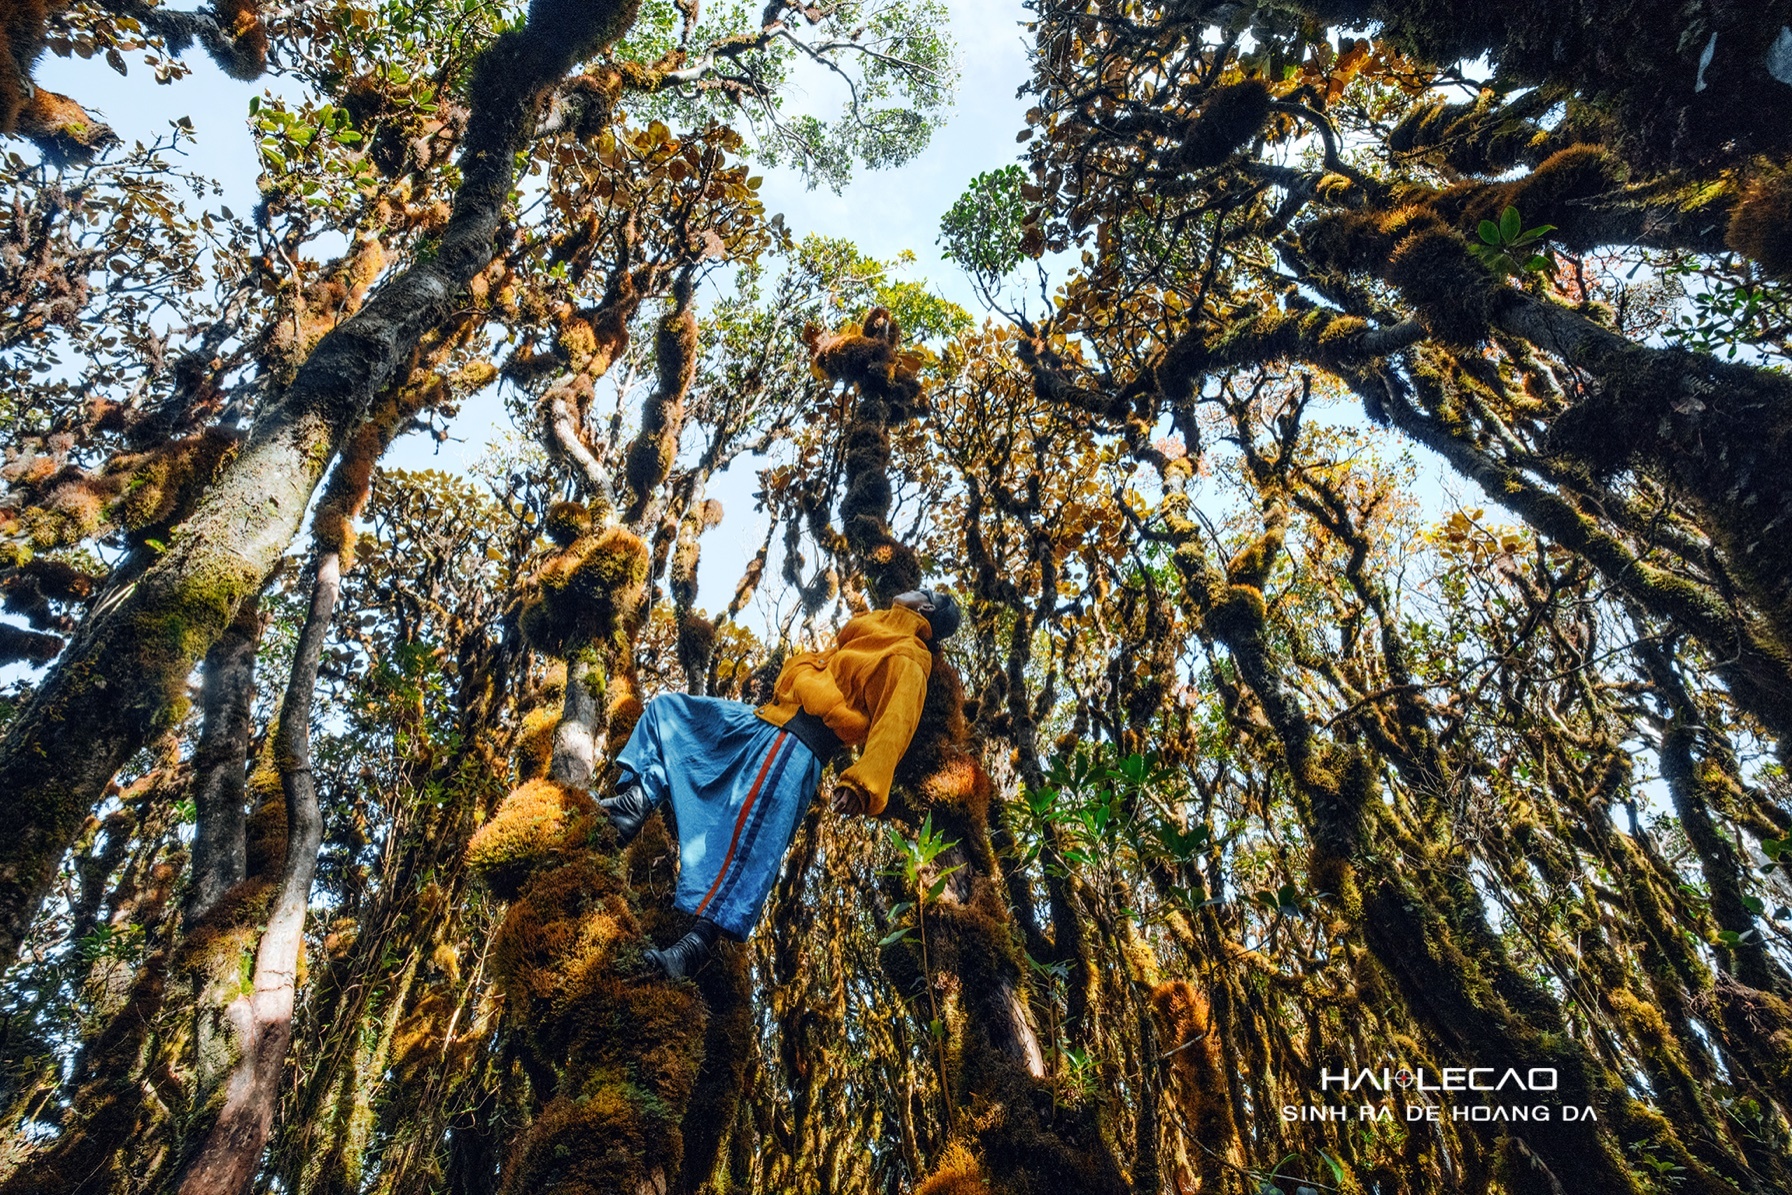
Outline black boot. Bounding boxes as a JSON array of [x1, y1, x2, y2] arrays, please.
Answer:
[[643, 918, 722, 981], [599, 783, 654, 846]]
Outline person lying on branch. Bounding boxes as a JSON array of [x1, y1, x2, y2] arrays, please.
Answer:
[[601, 586, 963, 979]]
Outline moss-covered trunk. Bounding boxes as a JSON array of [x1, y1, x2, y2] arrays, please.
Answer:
[[186, 593, 266, 924], [174, 548, 337, 1195]]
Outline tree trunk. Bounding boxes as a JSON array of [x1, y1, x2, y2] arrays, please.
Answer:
[[186, 593, 266, 923], [549, 654, 604, 788], [175, 551, 337, 1195]]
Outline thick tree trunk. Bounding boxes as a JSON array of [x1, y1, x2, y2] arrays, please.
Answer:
[[176, 551, 337, 1195], [0, 0, 642, 968]]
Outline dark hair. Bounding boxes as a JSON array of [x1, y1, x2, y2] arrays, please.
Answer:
[[921, 588, 962, 642]]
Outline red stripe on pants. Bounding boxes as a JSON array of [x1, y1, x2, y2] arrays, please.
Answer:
[[694, 731, 787, 918]]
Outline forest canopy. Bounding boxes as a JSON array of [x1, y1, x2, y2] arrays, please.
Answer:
[[1, 1, 1791, 1194]]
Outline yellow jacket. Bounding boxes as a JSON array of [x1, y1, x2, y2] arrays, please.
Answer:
[[757, 606, 933, 816]]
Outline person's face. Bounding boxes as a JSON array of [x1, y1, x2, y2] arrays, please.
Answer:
[[893, 588, 936, 614]]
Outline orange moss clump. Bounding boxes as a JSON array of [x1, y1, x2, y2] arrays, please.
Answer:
[[514, 706, 560, 782], [802, 307, 925, 414], [16, 88, 118, 162], [544, 500, 591, 547], [518, 526, 650, 658], [916, 1142, 994, 1195], [894, 653, 973, 801], [18, 430, 239, 550], [1150, 981, 1239, 1190], [914, 752, 993, 825], [488, 842, 711, 1194], [604, 674, 644, 747], [211, 0, 269, 79], [490, 855, 631, 1041], [1726, 166, 1792, 281], [1381, 209, 1507, 348], [465, 779, 598, 901], [0, 0, 48, 136], [623, 304, 698, 509], [1171, 78, 1271, 172], [1425, 144, 1623, 253]]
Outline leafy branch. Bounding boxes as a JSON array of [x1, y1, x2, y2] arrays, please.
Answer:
[[1468, 205, 1556, 278]]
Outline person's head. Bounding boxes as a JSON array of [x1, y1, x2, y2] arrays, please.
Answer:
[[893, 586, 962, 642]]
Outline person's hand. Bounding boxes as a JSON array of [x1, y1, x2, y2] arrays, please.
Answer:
[[830, 782, 867, 816]]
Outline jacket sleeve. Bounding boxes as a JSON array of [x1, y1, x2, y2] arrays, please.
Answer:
[[835, 650, 930, 816]]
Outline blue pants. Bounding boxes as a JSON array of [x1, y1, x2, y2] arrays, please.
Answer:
[[615, 694, 821, 939]]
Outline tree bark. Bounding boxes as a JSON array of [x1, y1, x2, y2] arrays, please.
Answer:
[[186, 593, 266, 923], [175, 551, 337, 1195], [549, 655, 603, 788]]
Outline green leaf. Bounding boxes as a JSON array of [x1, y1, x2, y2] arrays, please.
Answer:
[[924, 862, 966, 902], [1741, 894, 1765, 915], [1499, 205, 1521, 241], [1477, 220, 1502, 246], [1520, 223, 1557, 241], [878, 928, 911, 947]]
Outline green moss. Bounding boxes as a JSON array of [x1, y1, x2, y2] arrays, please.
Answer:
[[1384, 219, 1508, 347], [1426, 145, 1623, 252], [1204, 586, 1266, 642]]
